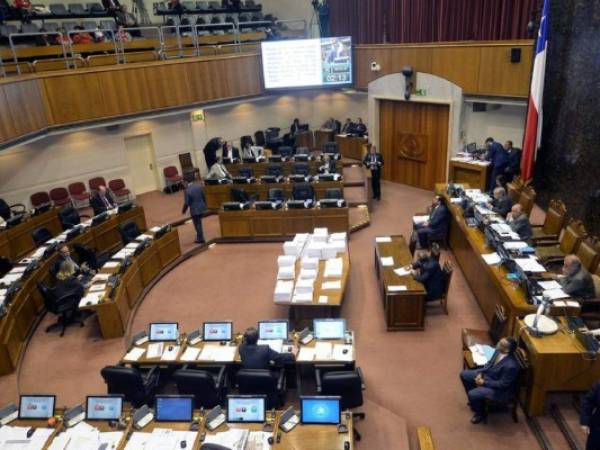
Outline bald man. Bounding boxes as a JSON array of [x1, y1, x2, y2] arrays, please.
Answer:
[[90, 185, 115, 215], [506, 204, 532, 242], [556, 255, 595, 299], [488, 187, 512, 218]]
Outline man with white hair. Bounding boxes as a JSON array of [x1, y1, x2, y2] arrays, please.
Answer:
[[488, 187, 512, 218], [556, 254, 595, 299], [506, 204, 532, 242]]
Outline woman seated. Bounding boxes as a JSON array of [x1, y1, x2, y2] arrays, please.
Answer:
[[54, 259, 85, 300]]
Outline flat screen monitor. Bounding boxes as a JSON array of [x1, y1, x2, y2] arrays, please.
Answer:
[[258, 320, 288, 340], [313, 318, 346, 340], [149, 322, 179, 341], [19, 395, 56, 419], [226, 396, 266, 423], [300, 396, 341, 425], [155, 396, 194, 422], [203, 321, 233, 341], [86, 396, 123, 421], [466, 142, 477, 153], [261, 37, 352, 90]]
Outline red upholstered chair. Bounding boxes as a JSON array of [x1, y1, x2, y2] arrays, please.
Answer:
[[30, 191, 51, 209], [108, 178, 131, 204], [88, 176, 107, 193], [49, 187, 72, 207], [68, 182, 91, 208], [163, 165, 183, 189]]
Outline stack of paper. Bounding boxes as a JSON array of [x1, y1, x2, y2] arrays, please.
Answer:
[[375, 236, 392, 243], [277, 255, 296, 267], [328, 239, 347, 254], [88, 283, 107, 293], [0, 426, 54, 450], [330, 232, 347, 242], [92, 273, 111, 282], [0, 272, 22, 286], [125, 429, 197, 450], [146, 342, 164, 359], [292, 292, 313, 303], [515, 258, 546, 273], [315, 342, 333, 360], [123, 347, 146, 362], [32, 246, 48, 259], [322, 280, 342, 290], [79, 291, 105, 308], [299, 268, 317, 279], [203, 429, 249, 450], [150, 226, 162, 233], [503, 241, 529, 250], [295, 278, 314, 294], [102, 260, 121, 270], [293, 233, 310, 244], [198, 345, 236, 362], [482, 253, 501, 265], [297, 347, 316, 361], [538, 280, 562, 290], [380, 256, 394, 267], [393, 267, 411, 277], [161, 345, 180, 361], [542, 288, 570, 300], [324, 258, 343, 277], [274, 280, 294, 303], [413, 215, 429, 225], [321, 243, 339, 259], [180, 347, 201, 362], [306, 242, 325, 259], [312, 227, 329, 242], [283, 241, 303, 256], [277, 265, 295, 280], [301, 257, 319, 270]]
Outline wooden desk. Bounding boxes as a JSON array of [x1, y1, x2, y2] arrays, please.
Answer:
[[219, 207, 349, 239], [517, 317, 600, 416], [274, 412, 354, 450], [335, 135, 368, 161], [315, 130, 334, 149], [224, 161, 322, 178], [448, 160, 490, 191], [5, 417, 61, 447], [205, 180, 344, 210], [295, 130, 314, 149], [0, 208, 62, 261], [80, 228, 181, 339], [374, 236, 427, 331]]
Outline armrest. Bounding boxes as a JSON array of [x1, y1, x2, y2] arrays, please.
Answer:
[[214, 365, 226, 389], [276, 368, 285, 392], [315, 368, 322, 393], [534, 240, 560, 247], [143, 366, 160, 388], [9, 203, 26, 215], [356, 367, 366, 390]]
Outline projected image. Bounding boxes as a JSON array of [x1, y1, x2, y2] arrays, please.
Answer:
[[321, 37, 352, 85]]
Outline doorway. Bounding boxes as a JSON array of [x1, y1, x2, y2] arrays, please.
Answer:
[[124, 134, 159, 194], [379, 100, 449, 190]]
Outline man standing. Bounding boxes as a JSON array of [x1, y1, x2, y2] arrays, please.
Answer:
[[363, 145, 383, 201], [182, 173, 206, 244], [484, 137, 509, 193], [203, 137, 223, 170], [581, 381, 600, 450], [503, 140, 522, 182], [90, 185, 115, 215]]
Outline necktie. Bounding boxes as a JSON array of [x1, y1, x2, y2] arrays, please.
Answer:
[[102, 195, 109, 208]]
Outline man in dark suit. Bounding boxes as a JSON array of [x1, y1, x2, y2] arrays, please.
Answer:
[[362, 145, 383, 200], [484, 137, 509, 193], [222, 141, 240, 162], [580, 381, 600, 450], [488, 187, 512, 218], [51, 244, 81, 279], [182, 173, 206, 244], [415, 196, 450, 249], [503, 140, 522, 182], [102, 0, 122, 13], [354, 117, 367, 136], [239, 327, 295, 370], [460, 337, 521, 424], [411, 249, 444, 302], [90, 185, 116, 215], [203, 137, 223, 170], [556, 255, 595, 299], [341, 118, 354, 134], [54, 259, 85, 300], [507, 204, 533, 243]]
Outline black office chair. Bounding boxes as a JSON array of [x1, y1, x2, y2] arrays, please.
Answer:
[[119, 221, 141, 245], [59, 205, 82, 230], [100, 365, 160, 407], [325, 188, 343, 200], [292, 183, 315, 201], [235, 368, 286, 409], [240, 135, 254, 149], [38, 282, 84, 337], [238, 167, 254, 178], [254, 130, 266, 147], [173, 365, 227, 408], [0, 198, 26, 221], [278, 146, 293, 159], [0, 256, 13, 277], [322, 142, 339, 156], [73, 243, 109, 271], [231, 188, 256, 203], [32, 226, 53, 246], [316, 367, 366, 441], [268, 188, 285, 202], [266, 164, 283, 177], [292, 162, 310, 176]]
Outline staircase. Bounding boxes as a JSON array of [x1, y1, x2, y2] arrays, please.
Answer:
[[341, 158, 371, 232]]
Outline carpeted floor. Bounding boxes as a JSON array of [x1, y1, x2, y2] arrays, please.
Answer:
[[2, 178, 575, 450]]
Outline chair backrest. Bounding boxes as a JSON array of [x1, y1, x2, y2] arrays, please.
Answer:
[[517, 186, 536, 217], [279, 146, 293, 157], [542, 199, 567, 235], [89, 176, 107, 192], [59, 206, 81, 230], [37, 282, 59, 313], [296, 146, 310, 156], [69, 3, 86, 14], [174, 369, 221, 408], [33, 57, 86, 73], [32, 227, 53, 246], [325, 188, 343, 200], [266, 164, 282, 176], [489, 304, 508, 343], [323, 142, 339, 154], [268, 188, 284, 202], [100, 366, 146, 405], [231, 188, 250, 203], [240, 135, 253, 149], [292, 183, 314, 201], [441, 262, 453, 300], [49, 3, 68, 14], [576, 237, 600, 272], [179, 152, 194, 171], [507, 179, 523, 204], [163, 166, 180, 178], [321, 369, 363, 410], [560, 219, 587, 254], [254, 130, 266, 146], [49, 187, 70, 203], [30, 191, 51, 208], [293, 162, 309, 175], [119, 221, 141, 244], [108, 178, 126, 191], [0, 199, 11, 221], [0, 257, 12, 278], [73, 244, 99, 270], [68, 182, 87, 196], [236, 369, 277, 396], [239, 167, 254, 178], [592, 274, 600, 298]]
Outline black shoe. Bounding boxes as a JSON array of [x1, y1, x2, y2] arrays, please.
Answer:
[[194, 240, 206, 244], [471, 414, 485, 424]]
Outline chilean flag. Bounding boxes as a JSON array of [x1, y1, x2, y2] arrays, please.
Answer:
[[521, 0, 550, 181]]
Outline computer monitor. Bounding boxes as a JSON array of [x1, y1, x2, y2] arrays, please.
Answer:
[[154, 396, 194, 422], [149, 322, 179, 341], [86, 395, 123, 421], [18, 395, 56, 420], [300, 396, 341, 425], [258, 320, 289, 340], [226, 396, 266, 423], [203, 321, 233, 342], [466, 142, 477, 153], [313, 318, 346, 340]]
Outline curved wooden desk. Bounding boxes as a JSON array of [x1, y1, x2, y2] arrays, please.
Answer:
[[224, 161, 323, 178], [0, 208, 62, 261]]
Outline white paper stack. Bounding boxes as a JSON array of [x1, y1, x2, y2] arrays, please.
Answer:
[[274, 280, 294, 303], [297, 347, 316, 361], [413, 215, 429, 225], [294, 233, 310, 244], [322, 280, 342, 290], [0, 272, 22, 286], [199, 345, 236, 362], [306, 241, 325, 259], [123, 347, 145, 362], [515, 257, 546, 273], [380, 256, 394, 267], [301, 256, 319, 270], [315, 342, 333, 360], [161, 345, 180, 361], [299, 268, 317, 279], [292, 292, 313, 303], [312, 227, 329, 242], [330, 232, 347, 242], [321, 242, 339, 259], [277, 255, 296, 268], [180, 347, 201, 362], [295, 277, 314, 294], [324, 258, 343, 277], [283, 240, 303, 256], [79, 291, 105, 308], [277, 265, 295, 280], [146, 343, 164, 359], [375, 236, 392, 243]]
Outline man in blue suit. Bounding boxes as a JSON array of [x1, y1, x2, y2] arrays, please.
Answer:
[[411, 249, 445, 302], [460, 337, 521, 424], [484, 137, 509, 193], [182, 173, 206, 244], [239, 327, 295, 370], [415, 196, 450, 250]]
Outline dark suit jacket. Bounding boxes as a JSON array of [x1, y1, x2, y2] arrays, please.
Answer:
[[51, 255, 81, 279], [510, 214, 533, 242], [486, 142, 509, 170], [412, 256, 444, 301], [101, 0, 121, 9], [581, 381, 600, 427], [506, 149, 522, 174], [477, 352, 520, 401], [429, 203, 450, 236], [492, 196, 512, 218], [318, 160, 337, 174], [53, 276, 84, 301], [362, 153, 384, 173], [559, 267, 595, 299], [354, 123, 367, 136], [341, 122, 354, 133], [182, 182, 206, 217], [203, 138, 222, 169], [239, 343, 294, 370], [222, 144, 240, 161], [90, 192, 115, 216]]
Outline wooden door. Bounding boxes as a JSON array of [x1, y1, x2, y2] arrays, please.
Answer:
[[379, 100, 449, 190]]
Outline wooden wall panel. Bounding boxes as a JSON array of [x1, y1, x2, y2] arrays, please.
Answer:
[[0, 79, 47, 143], [478, 45, 533, 97], [0, 87, 17, 142], [97, 68, 152, 116], [431, 47, 481, 94], [354, 47, 391, 89], [42, 73, 106, 124], [143, 64, 193, 109]]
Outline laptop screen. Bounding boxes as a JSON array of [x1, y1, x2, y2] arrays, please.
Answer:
[[19, 395, 56, 419], [149, 322, 178, 341], [300, 396, 341, 425], [203, 322, 233, 341], [226, 396, 266, 423], [313, 319, 346, 340], [155, 396, 194, 422], [86, 396, 123, 421], [258, 321, 288, 340]]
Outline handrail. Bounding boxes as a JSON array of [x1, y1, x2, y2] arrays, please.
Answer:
[[66, 28, 117, 64], [8, 31, 69, 74]]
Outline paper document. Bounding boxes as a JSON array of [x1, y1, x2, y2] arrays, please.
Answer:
[[146, 342, 164, 359], [413, 215, 429, 225], [538, 280, 562, 290], [503, 241, 529, 250], [388, 285, 407, 292], [375, 236, 392, 243], [515, 258, 546, 273], [380, 257, 394, 267], [393, 267, 411, 277], [161, 345, 180, 361], [258, 339, 283, 353], [543, 288, 570, 300], [315, 342, 333, 360], [297, 347, 315, 361], [318, 295, 329, 304], [79, 291, 105, 308], [553, 300, 581, 308], [199, 345, 236, 362], [292, 292, 313, 303], [180, 347, 201, 362], [88, 283, 107, 293], [103, 261, 121, 269], [321, 280, 342, 290], [0, 426, 54, 450], [469, 344, 495, 366], [203, 429, 249, 450], [482, 253, 501, 265], [93, 273, 111, 281], [332, 344, 353, 361], [123, 347, 146, 362]]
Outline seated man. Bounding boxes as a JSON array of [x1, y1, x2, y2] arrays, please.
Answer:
[[90, 185, 116, 215], [412, 196, 450, 252], [555, 254, 595, 299], [341, 118, 354, 134], [318, 154, 336, 174], [507, 204, 533, 242], [354, 117, 367, 136], [460, 337, 521, 424], [488, 187, 512, 218], [411, 248, 444, 302], [322, 117, 336, 131], [52, 244, 81, 278], [222, 140, 240, 162], [239, 327, 295, 370], [580, 381, 600, 450], [207, 157, 232, 179]]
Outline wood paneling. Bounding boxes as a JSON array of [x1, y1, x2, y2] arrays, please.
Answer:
[[379, 99, 449, 190], [0, 79, 47, 143], [431, 47, 481, 93], [478, 45, 533, 97], [97, 67, 152, 116]]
